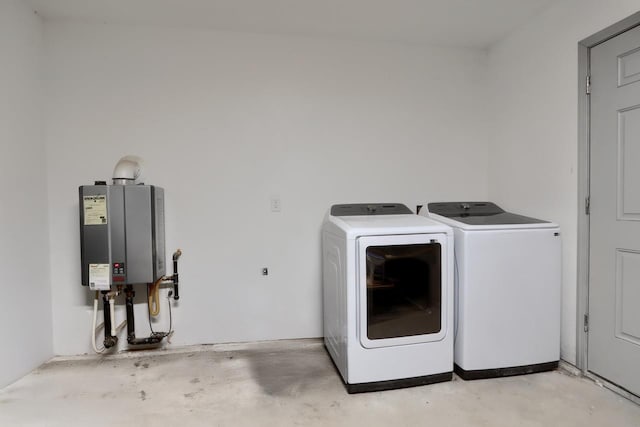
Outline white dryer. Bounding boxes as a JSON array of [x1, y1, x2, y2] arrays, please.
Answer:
[[322, 203, 454, 393], [421, 202, 561, 380]]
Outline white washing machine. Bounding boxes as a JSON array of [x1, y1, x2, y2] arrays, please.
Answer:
[[421, 202, 561, 380], [322, 203, 454, 393]]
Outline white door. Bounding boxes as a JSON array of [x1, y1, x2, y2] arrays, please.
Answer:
[[589, 24, 640, 396]]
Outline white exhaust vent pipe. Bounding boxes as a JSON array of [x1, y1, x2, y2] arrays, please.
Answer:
[[112, 155, 143, 185]]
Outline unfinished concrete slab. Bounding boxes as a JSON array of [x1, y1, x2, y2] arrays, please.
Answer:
[[1, 339, 638, 426]]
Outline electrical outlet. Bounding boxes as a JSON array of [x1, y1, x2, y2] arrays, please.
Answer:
[[270, 197, 281, 212]]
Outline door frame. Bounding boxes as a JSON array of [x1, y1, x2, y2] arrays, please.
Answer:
[[577, 11, 640, 398]]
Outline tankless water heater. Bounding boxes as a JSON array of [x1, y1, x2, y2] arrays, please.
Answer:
[[79, 184, 166, 290]]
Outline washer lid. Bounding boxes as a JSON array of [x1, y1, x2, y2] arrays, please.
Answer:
[[427, 202, 551, 227]]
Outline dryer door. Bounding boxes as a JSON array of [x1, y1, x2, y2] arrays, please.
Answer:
[[357, 233, 448, 349]]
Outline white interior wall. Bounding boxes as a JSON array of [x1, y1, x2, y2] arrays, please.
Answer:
[[10, 0, 631, 365], [44, 22, 490, 355], [0, 0, 52, 387], [14, 0, 636, 365], [486, 0, 640, 364]]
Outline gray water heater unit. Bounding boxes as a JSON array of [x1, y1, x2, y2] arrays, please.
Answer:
[[80, 156, 181, 352], [79, 184, 166, 290]]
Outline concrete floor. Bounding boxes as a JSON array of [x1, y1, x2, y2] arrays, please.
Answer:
[[1, 340, 639, 427]]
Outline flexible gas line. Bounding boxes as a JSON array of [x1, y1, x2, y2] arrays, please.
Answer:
[[148, 249, 182, 316], [148, 276, 168, 317]]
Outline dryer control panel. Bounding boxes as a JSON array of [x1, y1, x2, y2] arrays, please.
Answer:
[[331, 203, 412, 216]]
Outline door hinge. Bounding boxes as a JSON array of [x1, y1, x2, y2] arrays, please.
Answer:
[[585, 196, 590, 215], [586, 75, 591, 95], [584, 314, 589, 333]]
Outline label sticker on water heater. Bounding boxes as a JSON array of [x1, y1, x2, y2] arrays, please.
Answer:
[[89, 263, 110, 290], [83, 195, 107, 225]]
